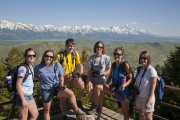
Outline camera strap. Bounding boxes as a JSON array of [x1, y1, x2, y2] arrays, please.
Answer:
[[137, 65, 148, 89], [92, 54, 103, 70]]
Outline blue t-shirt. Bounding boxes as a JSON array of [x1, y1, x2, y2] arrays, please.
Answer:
[[34, 61, 65, 90], [112, 62, 129, 95]]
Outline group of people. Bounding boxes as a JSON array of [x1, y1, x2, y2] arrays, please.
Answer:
[[15, 38, 157, 120]]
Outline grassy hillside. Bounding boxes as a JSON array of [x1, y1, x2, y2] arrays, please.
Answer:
[[0, 40, 177, 67]]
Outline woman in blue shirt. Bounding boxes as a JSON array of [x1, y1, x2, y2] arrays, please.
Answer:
[[103, 47, 133, 120], [34, 50, 85, 120]]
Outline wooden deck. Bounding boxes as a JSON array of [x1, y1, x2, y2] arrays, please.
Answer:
[[51, 104, 134, 120]]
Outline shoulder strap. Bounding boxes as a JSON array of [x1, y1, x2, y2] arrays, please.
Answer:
[[21, 62, 32, 83], [59, 50, 65, 65], [122, 61, 128, 75], [54, 62, 57, 77], [72, 50, 76, 64], [137, 66, 148, 89]]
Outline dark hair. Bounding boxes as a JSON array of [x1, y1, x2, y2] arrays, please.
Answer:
[[114, 47, 125, 55], [66, 38, 76, 45], [139, 51, 151, 66], [24, 48, 36, 58], [93, 41, 105, 54], [40, 50, 54, 65]]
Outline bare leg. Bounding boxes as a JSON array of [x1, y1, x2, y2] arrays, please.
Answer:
[[28, 101, 39, 120], [43, 102, 52, 120], [57, 88, 78, 110], [77, 84, 84, 100], [144, 112, 153, 120], [87, 86, 95, 103], [17, 106, 28, 120], [138, 108, 145, 120], [94, 85, 103, 106], [97, 90, 104, 120], [121, 102, 129, 120]]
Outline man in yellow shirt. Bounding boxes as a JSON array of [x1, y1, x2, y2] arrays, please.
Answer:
[[56, 38, 85, 120]]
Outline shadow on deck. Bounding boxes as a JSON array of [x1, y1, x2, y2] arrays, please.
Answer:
[[51, 104, 134, 120]]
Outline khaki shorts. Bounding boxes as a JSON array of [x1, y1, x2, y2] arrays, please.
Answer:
[[60, 77, 84, 101], [135, 96, 155, 112]]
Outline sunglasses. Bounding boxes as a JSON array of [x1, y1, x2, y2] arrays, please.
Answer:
[[45, 55, 53, 59], [140, 57, 148, 60], [27, 55, 36, 57], [96, 46, 103, 49], [113, 53, 122, 56]]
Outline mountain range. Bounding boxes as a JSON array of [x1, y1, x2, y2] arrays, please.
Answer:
[[0, 20, 165, 40]]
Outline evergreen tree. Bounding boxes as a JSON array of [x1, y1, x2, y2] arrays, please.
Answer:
[[0, 46, 24, 116], [155, 64, 162, 76], [155, 45, 180, 119], [81, 47, 89, 62]]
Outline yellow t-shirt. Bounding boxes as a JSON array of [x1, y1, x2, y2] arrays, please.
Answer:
[[56, 50, 81, 74]]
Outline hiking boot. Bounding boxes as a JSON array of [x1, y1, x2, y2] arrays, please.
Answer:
[[63, 115, 67, 120], [87, 105, 98, 115], [77, 100, 85, 111], [89, 102, 95, 110], [73, 108, 86, 116], [96, 105, 101, 113]]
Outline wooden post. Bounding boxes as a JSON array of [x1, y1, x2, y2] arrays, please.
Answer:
[[76, 115, 95, 120]]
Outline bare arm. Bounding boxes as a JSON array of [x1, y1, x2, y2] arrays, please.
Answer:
[[145, 76, 157, 109], [105, 64, 113, 84], [16, 76, 28, 107], [78, 63, 83, 76], [119, 63, 134, 91], [59, 75, 64, 86]]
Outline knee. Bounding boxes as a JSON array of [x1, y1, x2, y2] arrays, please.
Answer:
[[68, 90, 75, 97], [79, 84, 84, 90], [95, 85, 103, 92], [32, 111, 39, 118], [44, 108, 50, 114]]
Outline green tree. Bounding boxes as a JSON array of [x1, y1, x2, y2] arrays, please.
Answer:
[[81, 47, 89, 62], [0, 46, 24, 117], [154, 45, 180, 120], [155, 64, 162, 76]]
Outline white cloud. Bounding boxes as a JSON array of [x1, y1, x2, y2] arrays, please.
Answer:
[[155, 23, 160, 24], [131, 22, 139, 24]]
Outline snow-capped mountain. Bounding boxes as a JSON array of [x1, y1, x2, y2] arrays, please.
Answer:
[[0, 20, 158, 40]]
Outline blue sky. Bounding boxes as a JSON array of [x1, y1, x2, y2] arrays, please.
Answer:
[[0, 0, 180, 37]]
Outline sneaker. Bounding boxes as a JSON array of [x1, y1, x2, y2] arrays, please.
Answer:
[[73, 108, 86, 116], [63, 115, 67, 120], [87, 105, 98, 115], [77, 100, 85, 111]]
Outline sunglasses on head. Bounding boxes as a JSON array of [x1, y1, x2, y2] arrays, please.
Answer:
[[113, 53, 122, 56], [27, 55, 36, 57], [96, 46, 103, 49], [45, 55, 53, 59], [140, 57, 148, 60]]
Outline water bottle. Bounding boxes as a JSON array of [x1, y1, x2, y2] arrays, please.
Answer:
[[121, 76, 126, 90]]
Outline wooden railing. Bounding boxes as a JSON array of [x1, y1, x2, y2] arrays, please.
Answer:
[[0, 76, 180, 120]]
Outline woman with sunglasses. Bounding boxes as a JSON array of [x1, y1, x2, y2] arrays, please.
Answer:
[[34, 50, 85, 120], [103, 47, 133, 120], [16, 48, 39, 120], [86, 41, 111, 120], [135, 51, 157, 120]]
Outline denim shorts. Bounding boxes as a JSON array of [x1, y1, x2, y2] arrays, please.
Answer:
[[15, 94, 34, 107], [41, 89, 58, 103]]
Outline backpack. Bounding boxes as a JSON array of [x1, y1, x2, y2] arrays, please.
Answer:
[[6, 62, 32, 92], [58, 49, 77, 67], [136, 66, 165, 108]]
